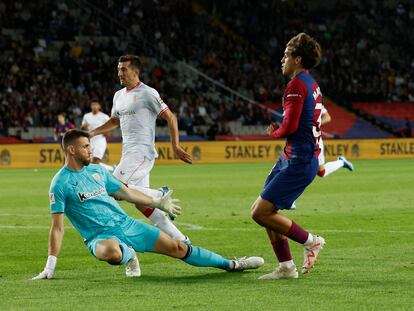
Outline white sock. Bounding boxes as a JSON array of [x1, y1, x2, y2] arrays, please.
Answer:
[[99, 162, 114, 172], [280, 260, 295, 269], [127, 185, 163, 200], [127, 184, 186, 240], [148, 209, 186, 240], [304, 233, 314, 247], [323, 160, 344, 177]]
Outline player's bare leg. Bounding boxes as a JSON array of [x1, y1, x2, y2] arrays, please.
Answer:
[[152, 231, 264, 271], [250, 197, 292, 232], [251, 197, 325, 275], [95, 238, 141, 277]]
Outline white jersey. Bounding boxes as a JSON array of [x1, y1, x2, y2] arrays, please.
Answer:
[[82, 111, 110, 134], [82, 111, 110, 159], [111, 82, 168, 160]]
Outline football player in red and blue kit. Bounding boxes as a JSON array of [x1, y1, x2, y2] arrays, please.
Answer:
[[251, 33, 326, 280]]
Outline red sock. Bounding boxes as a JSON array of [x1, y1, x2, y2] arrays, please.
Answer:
[[271, 239, 292, 263], [142, 208, 155, 217], [285, 222, 309, 244]]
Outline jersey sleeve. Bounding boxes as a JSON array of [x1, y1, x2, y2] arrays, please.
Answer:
[[270, 79, 308, 138], [111, 92, 120, 118], [146, 88, 169, 116], [81, 115, 87, 126], [101, 167, 122, 194], [49, 176, 66, 213], [103, 113, 110, 122]]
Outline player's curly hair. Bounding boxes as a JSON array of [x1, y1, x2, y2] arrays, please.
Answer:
[[287, 33, 322, 69], [118, 55, 142, 70]]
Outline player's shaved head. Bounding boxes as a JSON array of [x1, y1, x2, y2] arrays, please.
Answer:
[[118, 55, 142, 70], [62, 129, 90, 152], [287, 33, 322, 69]]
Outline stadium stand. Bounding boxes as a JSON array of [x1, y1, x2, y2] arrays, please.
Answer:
[[0, 0, 412, 140], [352, 102, 414, 137]]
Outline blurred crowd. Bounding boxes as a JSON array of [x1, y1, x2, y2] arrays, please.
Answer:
[[0, 0, 413, 137]]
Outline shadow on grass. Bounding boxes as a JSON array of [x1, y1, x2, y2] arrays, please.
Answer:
[[126, 270, 259, 284]]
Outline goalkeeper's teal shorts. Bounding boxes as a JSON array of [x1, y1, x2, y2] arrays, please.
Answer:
[[85, 217, 161, 256]]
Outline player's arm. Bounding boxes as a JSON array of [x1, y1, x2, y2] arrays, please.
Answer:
[[80, 117, 89, 130], [53, 126, 59, 142], [269, 100, 304, 138], [32, 213, 64, 280], [89, 117, 120, 137], [269, 81, 306, 138], [160, 109, 192, 164], [112, 184, 181, 219], [321, 111, 331, 125]]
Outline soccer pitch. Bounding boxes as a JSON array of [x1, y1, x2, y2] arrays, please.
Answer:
[[0, 160, 413, 311]]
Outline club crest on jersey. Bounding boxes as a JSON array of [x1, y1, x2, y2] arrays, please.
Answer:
[[49, 193, 55, 204], [92, 173, 101, 181]]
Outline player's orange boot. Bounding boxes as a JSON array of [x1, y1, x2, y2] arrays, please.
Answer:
[[301, 235, 325, 274]]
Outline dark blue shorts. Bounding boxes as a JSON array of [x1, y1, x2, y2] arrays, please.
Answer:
[[261, 155, 318, 210]]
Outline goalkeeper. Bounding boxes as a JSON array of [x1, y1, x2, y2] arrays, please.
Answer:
[[32, 129, 263, 279]]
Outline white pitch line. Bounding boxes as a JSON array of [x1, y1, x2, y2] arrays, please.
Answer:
[[1, 215, 413, 234], [0, 225, 73, 230], [0, 223, 412, 234], [174, 221, 205, 230], [0, 214, 46, 218]]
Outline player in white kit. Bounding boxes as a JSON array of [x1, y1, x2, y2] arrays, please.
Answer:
[[81, 99, 113, 172], [317, 105, 354, 177], [90, 55, 192, 245]]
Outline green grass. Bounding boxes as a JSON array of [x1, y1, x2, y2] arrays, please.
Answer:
[[0, 159, 413, 310]]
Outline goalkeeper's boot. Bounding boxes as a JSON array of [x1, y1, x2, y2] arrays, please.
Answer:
[[182, 236, 192, 246], [230, 256, 264, 271], [338, 156, 354, 171], [301, 235, 325, 274], [259, 265, 298, 280], [125, 247, 141, 277]]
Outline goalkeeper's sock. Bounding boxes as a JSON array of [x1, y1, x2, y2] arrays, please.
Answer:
[[322, 160, 344, 177], [182, 245, 231, 270], [119, 242, 134, 265], [148, 209, 186, 240]]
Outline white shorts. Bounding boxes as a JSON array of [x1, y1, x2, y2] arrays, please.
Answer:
[[91, 136, 107, 160], [318, 139, 325, 166], [113, 155, 155, 187]]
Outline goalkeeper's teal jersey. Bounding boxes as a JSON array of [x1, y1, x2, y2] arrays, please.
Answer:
[[49, 164, 125, 241]]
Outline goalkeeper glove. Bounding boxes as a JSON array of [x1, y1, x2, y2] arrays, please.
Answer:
[[150, 190, 181, 220], [31, 255, 57, 280]]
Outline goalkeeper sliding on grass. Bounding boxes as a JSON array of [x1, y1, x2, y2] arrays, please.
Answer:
[[32, 129, 263, 280]]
